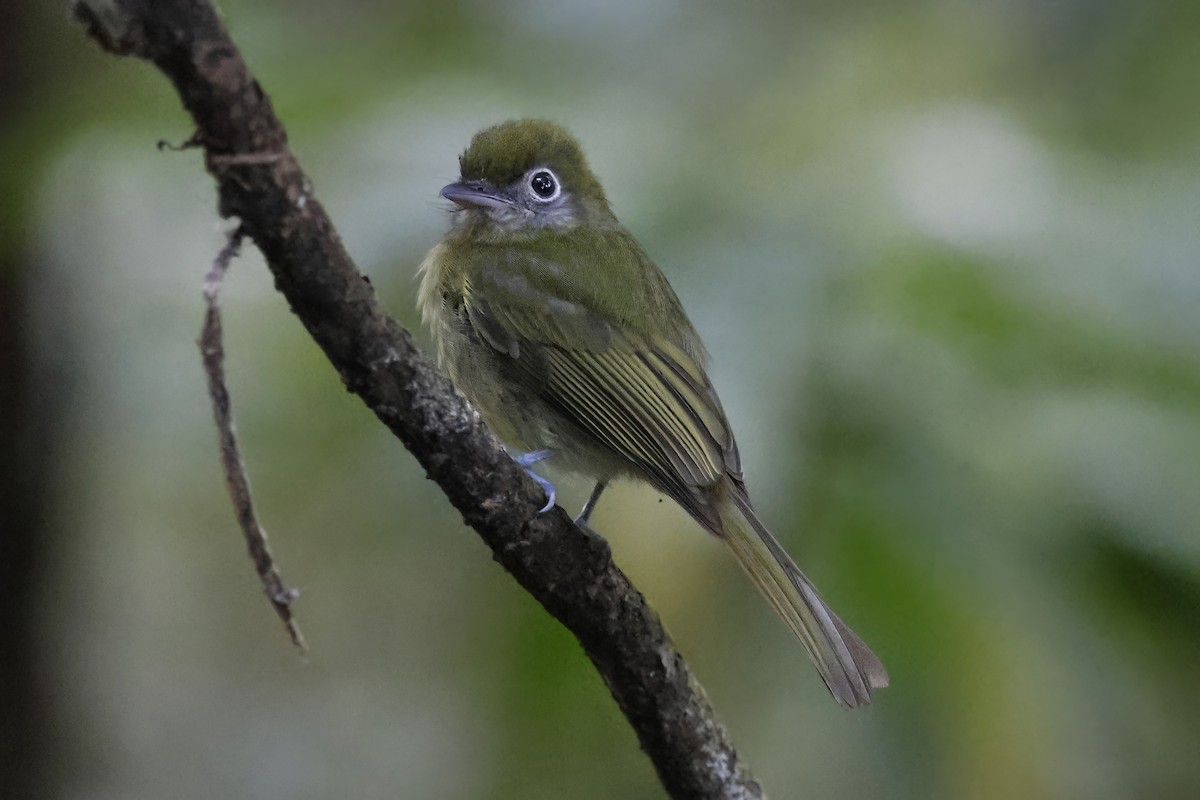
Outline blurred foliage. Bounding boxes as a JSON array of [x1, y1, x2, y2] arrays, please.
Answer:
[[4, 0, 1199, 798]]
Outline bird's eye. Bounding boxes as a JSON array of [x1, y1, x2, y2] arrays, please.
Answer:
[[529, 170, 559, 201]]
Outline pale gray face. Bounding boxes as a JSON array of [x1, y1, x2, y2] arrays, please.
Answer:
[[441, 166, 580, 231]]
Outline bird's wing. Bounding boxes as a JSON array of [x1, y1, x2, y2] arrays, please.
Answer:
[[464, 254, 740, 527]]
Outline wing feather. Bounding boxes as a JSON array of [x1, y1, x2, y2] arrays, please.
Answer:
[[462, 248, 738, 520]]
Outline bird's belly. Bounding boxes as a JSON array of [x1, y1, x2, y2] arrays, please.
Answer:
[[440, 323, 628, 482], [445, 337, 550, 450]]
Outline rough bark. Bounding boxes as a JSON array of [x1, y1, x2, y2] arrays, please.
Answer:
[[72, 2, 764, 797]]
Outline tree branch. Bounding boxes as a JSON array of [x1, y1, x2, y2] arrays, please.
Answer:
[[72, 1, 764, 797]]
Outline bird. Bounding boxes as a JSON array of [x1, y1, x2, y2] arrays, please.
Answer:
[[418, 118, 887, 707]]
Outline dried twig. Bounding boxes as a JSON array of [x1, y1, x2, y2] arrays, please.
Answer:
[[198, 226, 306, 653]]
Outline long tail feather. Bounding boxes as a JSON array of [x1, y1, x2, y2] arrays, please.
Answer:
[[716, 488, 888, 708]]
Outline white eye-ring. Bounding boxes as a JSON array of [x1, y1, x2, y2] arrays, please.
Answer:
[[527, 168, 561, 202]]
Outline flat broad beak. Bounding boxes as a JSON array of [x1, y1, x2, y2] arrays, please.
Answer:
[[440, 180, 511, 210]]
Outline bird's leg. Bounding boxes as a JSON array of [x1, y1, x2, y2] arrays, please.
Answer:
[[575, 481, 608, 528], [512, 449, 557, 513]]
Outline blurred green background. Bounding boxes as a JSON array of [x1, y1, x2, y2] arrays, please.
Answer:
[[3, 0, 1199, 798]]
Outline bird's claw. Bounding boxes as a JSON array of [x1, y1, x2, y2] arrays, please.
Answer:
[[513, 449, 557, 513], [527, 471, 557, 513]]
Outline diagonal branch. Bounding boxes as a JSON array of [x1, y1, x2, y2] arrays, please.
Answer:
[[72, 1, 764, 797]]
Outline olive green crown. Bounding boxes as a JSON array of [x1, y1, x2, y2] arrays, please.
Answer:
[[458, 119, 607, 202]]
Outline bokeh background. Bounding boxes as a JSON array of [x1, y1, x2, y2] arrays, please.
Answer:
[[3, 0, 1199, 798]]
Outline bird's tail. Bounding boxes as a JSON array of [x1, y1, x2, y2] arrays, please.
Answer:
[[716, 486, 888, 708]]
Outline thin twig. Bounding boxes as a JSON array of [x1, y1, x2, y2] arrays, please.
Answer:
[[198, 226, 306, 653]]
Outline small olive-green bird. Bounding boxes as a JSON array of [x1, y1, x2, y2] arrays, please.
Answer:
[[419, 119, 887, 707]]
